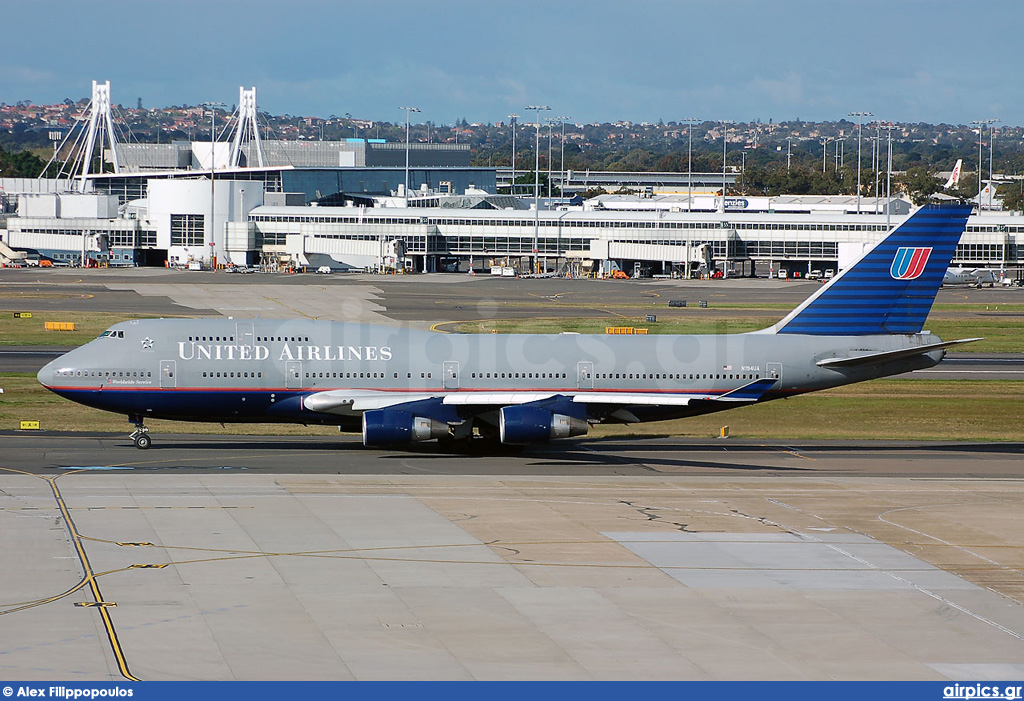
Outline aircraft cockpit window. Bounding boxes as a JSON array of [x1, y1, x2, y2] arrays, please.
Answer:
[[99, 330, 125, 339]]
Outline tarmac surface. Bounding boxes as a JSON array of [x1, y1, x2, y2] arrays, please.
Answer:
[[2, 266, 1023, 323], [2, 435, 1024, 680], [2, 268, 1024, 680]]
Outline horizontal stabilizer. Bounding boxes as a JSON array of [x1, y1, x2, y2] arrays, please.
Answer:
[[816, 338, 982, 369]]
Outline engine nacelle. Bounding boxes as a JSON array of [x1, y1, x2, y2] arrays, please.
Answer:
[[362, 409, 449, 446], [499, 405, 589, 445]]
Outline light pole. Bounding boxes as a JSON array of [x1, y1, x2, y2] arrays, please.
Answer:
[[881, 124, 897, 229], [720, 120, 734, 202], [683, 117, 700, 211], [545, 118, 558, 198], [400, 106, 420, 206], [989, 122, 999, 209], [868, 133, 881, 214], [556, 115, 570, 195], [820, 137, 833, 173], [972, 118, 998, 207], [740, 151, 746, 194], [786, 136, 794, 173], [200, 101, 224, 269], [526, 105, 550, 274], [507, 113, 519, 195], [849, 111, 872, 212]]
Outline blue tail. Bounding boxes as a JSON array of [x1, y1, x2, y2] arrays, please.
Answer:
[[771, 204, 973, 336]]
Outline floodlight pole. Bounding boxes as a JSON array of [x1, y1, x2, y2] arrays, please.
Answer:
[[400, 106, 420, 207], [201, 101, 224, 269], [507, 114, 519, 195], [526, 105, 550, 274], [720, 120, 733, 203], [849, 111, 872, 212], [972, 118, 999, 208], [684, 117, 700, 211]]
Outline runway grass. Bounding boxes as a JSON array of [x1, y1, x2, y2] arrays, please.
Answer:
[[3, 304, 1023, 351], [453, 311, 1024, 353], [3, 373, 1022, 442], [0, 310, 170, 345]]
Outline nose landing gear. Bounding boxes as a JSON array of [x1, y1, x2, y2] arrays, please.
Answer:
[[128, 416, 151, 449]]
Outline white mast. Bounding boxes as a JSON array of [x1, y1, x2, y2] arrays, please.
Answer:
[[228, 86, 265, 168]]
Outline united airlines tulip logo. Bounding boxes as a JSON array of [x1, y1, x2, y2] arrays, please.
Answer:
[[890, 247, 932, 280]]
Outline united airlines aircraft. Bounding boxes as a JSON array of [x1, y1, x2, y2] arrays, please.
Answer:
[[38, 204, 977, 450]]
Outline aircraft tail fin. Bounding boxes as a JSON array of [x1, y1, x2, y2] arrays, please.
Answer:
[[769, 204, 973, 336], [943, 159, 962, 189]]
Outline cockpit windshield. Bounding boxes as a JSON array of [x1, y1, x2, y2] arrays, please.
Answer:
[[99, 330, 125, 339]]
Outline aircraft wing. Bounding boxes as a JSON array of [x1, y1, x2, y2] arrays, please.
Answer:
[[303, 390, 438, 414], [816, 338, 982, 369], [303, 377, 779, 416]]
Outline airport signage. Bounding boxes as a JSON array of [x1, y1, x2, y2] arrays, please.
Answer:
[[724, 198, 749, 210]]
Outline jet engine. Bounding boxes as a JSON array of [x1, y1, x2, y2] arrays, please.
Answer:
[[498, 405, 589, 445], [362, 409, 449, 446]]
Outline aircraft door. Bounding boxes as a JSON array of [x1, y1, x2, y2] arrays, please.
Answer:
[[160, 360, 176, 388], [443, 361, 459, 390], [236, 321, 254, 348], [577, 361, 594, 389], [285, 361, 302, 389], [766, 362, 783, 383]]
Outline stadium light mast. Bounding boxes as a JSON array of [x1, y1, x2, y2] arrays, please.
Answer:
[[400, 106, 420, 207], [849, 111, 872, 213], [972, 118, 998, 208], [526, 105, 550, 274], [200, 101, 225, 269], [683, 117, 700, 211], [720, 120, 734, 204], [545, 117, 558, 198], [556, 115, 570, 195], [881, 123, 897, 229], [989, 120, 1000, 209], [507, 114, 519, 195]]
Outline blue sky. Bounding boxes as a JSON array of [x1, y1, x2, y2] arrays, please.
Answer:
[[3, 0, 1021, 127]]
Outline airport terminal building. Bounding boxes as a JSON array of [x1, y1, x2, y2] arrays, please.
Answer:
[[1, 175, 1020, 276]]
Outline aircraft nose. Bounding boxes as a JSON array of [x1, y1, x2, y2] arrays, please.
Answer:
[[37, 357, 57, 388]]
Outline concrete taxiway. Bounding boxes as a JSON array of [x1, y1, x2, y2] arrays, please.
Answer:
[[2, 436, 1024, 681]]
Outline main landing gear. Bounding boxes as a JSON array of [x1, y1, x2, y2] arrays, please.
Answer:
[[129, 416, 151, 450]]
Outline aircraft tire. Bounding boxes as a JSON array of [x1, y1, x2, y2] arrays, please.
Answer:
[[134, 433, 152, 450]]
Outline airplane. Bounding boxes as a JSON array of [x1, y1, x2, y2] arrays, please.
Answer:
[[37, 204, 977, 451], [975, 181, 1002, 210], [943, 159, 963, 190], [943, 266, 999, 288]]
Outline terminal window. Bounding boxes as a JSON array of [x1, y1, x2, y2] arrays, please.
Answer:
[[170, 214, 205, 247]]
